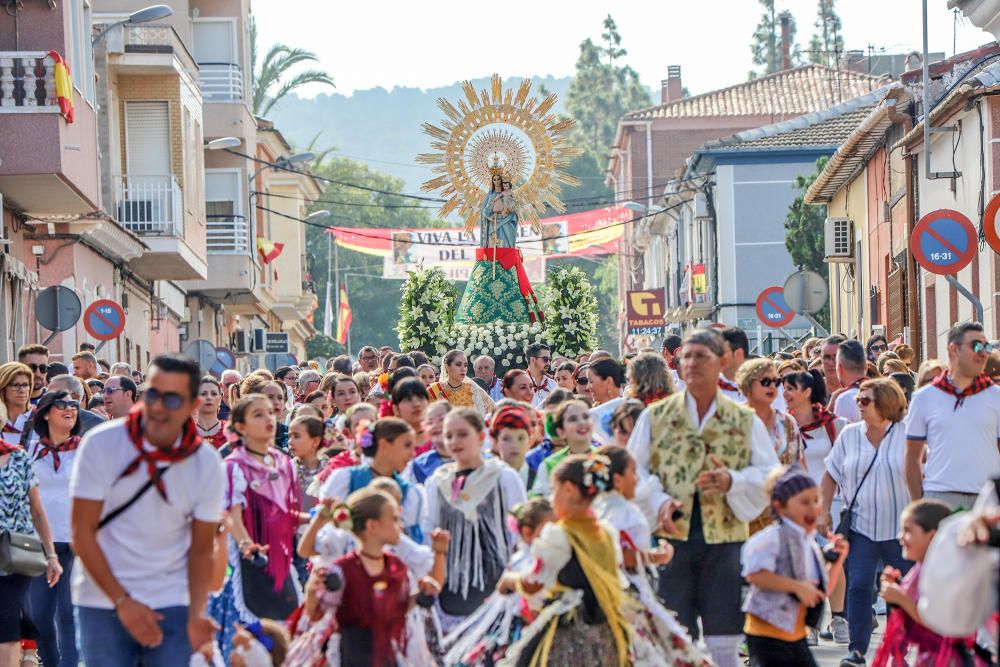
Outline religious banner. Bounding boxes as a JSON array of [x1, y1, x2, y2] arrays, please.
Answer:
[[625, 288, 666, 336], [383, 254, 545, 282]]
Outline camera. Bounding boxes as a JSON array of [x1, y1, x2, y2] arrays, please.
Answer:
[[324, 570, 343, 592], [821, 543, 842, 563]]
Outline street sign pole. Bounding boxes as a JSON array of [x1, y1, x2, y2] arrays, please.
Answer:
[[944, 274, 984, 323], [42, 287, 62, 345], [778, 327, 803, 350], [802, 313, 829, 337]]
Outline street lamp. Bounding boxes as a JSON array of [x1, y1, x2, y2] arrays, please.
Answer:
[[92, 4, 174, 46], [205, 137, 241, 150], [306, 210, 331, 221]]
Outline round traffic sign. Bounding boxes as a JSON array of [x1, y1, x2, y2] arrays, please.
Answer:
[[911, 209, 977, 275], [755, 286, 795, 328], [211, 347, 235, 378], [783, 270, 829, 315], [184, 339, 218, 373], [35, 286, 82, 332], [984, 193, 1000, 255], [83, 299, 126, 341]]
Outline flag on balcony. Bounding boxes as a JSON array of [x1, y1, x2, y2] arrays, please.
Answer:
[[336, 283, 352, 346], [46, 50, 74, 123], [257, 237, 285, 264]]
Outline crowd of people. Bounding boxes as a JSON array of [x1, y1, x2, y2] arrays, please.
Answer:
[[0, 322, 998, 667]]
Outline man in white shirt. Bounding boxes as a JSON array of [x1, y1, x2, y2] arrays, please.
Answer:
[[71, 354, 224, 666], [588, 357, 625, 443], [833, 339, 867, 422], [905, 321, 1000, 508], [822, 334, 847, 398], [473, 354, 504, 402], [628, 328, 779, 667], [719, 327, 748, 404], [525, 342, 557, 408], [103, 376, 137, 420]]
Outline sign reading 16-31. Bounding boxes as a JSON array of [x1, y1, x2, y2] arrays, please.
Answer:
[[910, 209, 977, 275]]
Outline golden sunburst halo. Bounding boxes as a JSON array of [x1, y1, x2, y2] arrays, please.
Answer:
[[416, 74, 582, 233]]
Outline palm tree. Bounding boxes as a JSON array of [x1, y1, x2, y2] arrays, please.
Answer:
[[250, 16, 335, 117]]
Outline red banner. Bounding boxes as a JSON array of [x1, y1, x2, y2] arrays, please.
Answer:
[[324, 206, 630, 258]]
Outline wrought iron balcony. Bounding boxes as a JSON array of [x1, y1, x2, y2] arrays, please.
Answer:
[[112, 174, 182, 236]]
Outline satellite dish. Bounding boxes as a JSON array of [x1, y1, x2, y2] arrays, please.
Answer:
[[783, 270, 829, 315]]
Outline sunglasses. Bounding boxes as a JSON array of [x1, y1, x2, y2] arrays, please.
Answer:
[[869, 344, 888, 353], [576, 376, 590, 385], [53, 399, 80, 411], [26, 363, 48, 374], [855, 396, 875, 407], [756, 377, 780, 388], [104, 387, 124, 396], [144, 388, 187, 411], [968, 341, 995, 354], [534, 356, 551, 363]]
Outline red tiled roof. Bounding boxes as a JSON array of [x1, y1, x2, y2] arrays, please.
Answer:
[[624, 64, 887, 120]]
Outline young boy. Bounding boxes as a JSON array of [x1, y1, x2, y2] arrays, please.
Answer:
[[742, 466, 849, 667]]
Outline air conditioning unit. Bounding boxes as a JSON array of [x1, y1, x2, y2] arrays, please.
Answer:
[[233, 329, 250, 355], [693, 192, 710, 220], [251, 328, 266, 353], [824, 217, 854, 262]]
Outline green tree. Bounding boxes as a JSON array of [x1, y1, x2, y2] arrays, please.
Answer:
[[784, 156, 829, 275], [300, 156, 441, 352], [750, 3, 800, 77], [250, 17, 335, 117], [808, 0, 844, 67]]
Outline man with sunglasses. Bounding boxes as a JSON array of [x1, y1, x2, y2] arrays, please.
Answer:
[[905, 321, 1000, 509], [18, 343, 50, 405], [525, 342, 557, 408], [70, 354, 224, 666], [103, 376, 137, 420]]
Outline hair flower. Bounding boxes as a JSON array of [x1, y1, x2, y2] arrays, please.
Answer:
[[331, 503, 352, 530]]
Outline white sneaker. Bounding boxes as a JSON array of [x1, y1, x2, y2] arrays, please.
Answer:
[[831, 615, 850, 645], [806, 626, 819, 646]]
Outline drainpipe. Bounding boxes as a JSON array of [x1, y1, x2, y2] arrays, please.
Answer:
[[619, 121, 656, 204]]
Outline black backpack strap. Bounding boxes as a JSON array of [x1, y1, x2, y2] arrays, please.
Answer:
[[98, 466, 168, 529], [18, 419, 34, 448]]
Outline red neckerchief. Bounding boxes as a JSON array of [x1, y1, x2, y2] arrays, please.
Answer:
[[0, 440, 19, 456], [118, 403, 203, 500], [529, 374, 550, 393], [3, 421, 21, 435], [931, 372, 994, 410], [718, 377, 739, 393], [33, 434, 81, 472], [799, 404, 838, 445], [639, 389, 671, 405]]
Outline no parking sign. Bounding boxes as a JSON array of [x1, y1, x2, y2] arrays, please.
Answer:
[[83, 300, 126, 341], [755, 286, 795, 328], [910, 209, 977, 275]]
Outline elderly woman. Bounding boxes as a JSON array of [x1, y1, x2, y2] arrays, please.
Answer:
[[0, 362, 34, 447], [736, 358, 803, 467], [624, 350, 675, 406], [820, 378, 912, 667], [0, 400, 61, 665], [428, 349, 495, 415], [24, 390, 82, 667]]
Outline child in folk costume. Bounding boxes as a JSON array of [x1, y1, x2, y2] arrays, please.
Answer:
[[285, 488, 442, 667], [406, 400, 452, 483], [441, 498, 555, 666], [209, 394, 304, 664], [426, 408, 526, 630], [742, 466, 849, 667], [289, 414, 328, 584], [496, 454, 631, 667], [318, 417, 427, 543], [490, 404, 534, 486], [530, 399, 598, 496], [873, 499, 983, 667], [593, 446, 713, 667]]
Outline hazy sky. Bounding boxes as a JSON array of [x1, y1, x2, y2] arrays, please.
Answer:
[[252, 0, 994, 98]]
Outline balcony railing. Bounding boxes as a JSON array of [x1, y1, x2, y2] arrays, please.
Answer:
[[0, 52, 59, 111], [199, 63, 243, 102], [112, 175, 182, 236], [207, 214, 249, 254]]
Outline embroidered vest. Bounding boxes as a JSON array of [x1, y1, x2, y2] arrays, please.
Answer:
[[742, 522, 827, 634], [647, 391, 754, 544]]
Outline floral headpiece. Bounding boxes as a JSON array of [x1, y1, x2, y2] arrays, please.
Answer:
[[581, 455, 612, 496], [377, 372, 391, 392], [330, 502, 353, 530], [356, 419, 377, 454]]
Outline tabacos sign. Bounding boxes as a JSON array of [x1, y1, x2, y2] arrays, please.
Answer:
[[625, 289, 666, 336]]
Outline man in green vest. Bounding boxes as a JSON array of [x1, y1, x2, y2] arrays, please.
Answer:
[[628, 328, 779, 667]]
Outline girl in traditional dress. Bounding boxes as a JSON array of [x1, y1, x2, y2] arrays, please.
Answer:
[[407, 400, 452, 483], [318, 417, 427, 544], [285, 488, 442, 667], [429, 350, 495, 416], [531, 399, 597, 496], [390, 377, 430, 445], [496, 454, 631, 667], [594, 446, 713, 667], [210, 394, 303, 663], [426, 408, 526, 630], [196, 376, 229, 450]]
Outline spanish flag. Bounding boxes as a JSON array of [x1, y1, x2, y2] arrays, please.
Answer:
[[257, 237, 284, 264], [336, 283, 352, 345], [46, 51, 74, 124]]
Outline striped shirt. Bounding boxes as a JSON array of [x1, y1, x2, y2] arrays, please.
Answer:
[[824, 421, 910, 542]]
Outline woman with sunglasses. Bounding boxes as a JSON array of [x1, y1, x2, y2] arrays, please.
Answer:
[[736, 359, 803, 468], [820, 378, 912, 667], [0, 362, 35, 448], [24, 390, 80, 667], [865, 334, 889, 363], [574, 362, 594, 401]]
